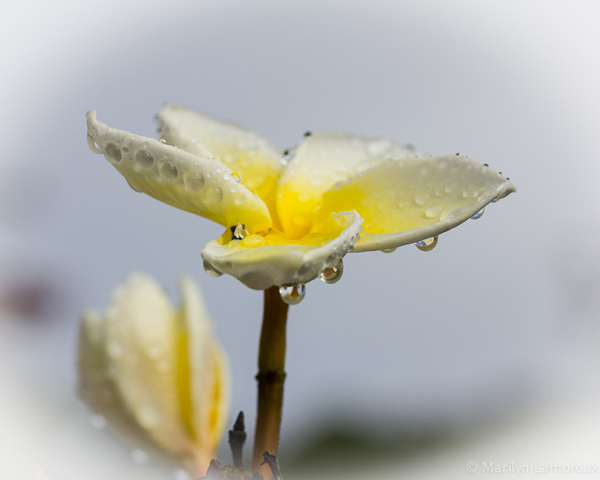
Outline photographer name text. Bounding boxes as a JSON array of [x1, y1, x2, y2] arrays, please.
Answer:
[[466, 461, 599, 475]]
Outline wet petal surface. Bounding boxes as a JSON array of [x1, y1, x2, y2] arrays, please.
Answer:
[[86, 111, 272, 233], [156, 105, 284, 227], [277, 132, 418, 238], [201, 211, 363, 290], [309, 155, 516, 252]]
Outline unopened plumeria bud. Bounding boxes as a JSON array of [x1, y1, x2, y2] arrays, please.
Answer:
[[77, 273, 230, 475]]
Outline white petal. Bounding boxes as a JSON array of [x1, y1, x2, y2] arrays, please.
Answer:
[[179, 277, 230, 453], [78, 309, 153, 446], [100, 273, 193, 455], [78, 304, 184, 461], [157, 105, 284, 228], [309, 155, 516, 252], [201, 211, 364, 290], [277, 132, 418, 238], [86, 111, 272, 233]]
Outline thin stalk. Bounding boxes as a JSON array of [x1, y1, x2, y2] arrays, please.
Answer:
[[252, 286, 289, 476]]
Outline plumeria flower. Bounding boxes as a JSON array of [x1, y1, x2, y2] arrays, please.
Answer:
[[77, 273, 230, 475], [86, 107, 515, 302]]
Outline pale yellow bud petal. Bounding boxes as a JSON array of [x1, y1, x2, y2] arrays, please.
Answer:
[[77, 273, 230, 473]]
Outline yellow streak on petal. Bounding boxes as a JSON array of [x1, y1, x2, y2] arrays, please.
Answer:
[[312, 157, 508, 236], [278, 185, 318, 239], [176, 315, 196, 442]]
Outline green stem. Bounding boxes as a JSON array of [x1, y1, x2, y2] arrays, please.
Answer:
[[252, 286, 289, 476]]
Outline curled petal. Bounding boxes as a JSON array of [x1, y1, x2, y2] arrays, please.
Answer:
[[157, 105, 284, 228], [310, 155, 516, 252], [201, 212, 364, 290], [86, 111, 272, 233], [78, 308, 159, 455], [277, 132, 418, 238]]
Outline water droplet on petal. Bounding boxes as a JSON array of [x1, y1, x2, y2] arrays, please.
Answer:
[[382, 248, 397, 254], [206, 187, 223, 204], [159, 162, 178, 180], [135, 150, 155, 169], [319, 259, 343, 284], [159, 139, 167, 144], [136, 404, 160, 429], [279, 284, 306, 305], [172, 469, 191, 480], [414, 193, 428, 206], [232, 224, 249, 240], [231, 172, 241, 182], [91, 414, 106, 430], [183, 172, 204, 191], [147, 345, 161, 359], [281, 149, 295, 166], [127, 181, 141, 192], [131, 449, 149, 464], [425, 205, 442, 218], [106, 340, 123, 358], [234, 193, 246, 205], [367, 140, 391, 156], [87, 134, 102, 154], [415, 236, 438, 251], [104, 143, 122, 163], [203, 260, 223, 277], [471, 208, 485, 219]]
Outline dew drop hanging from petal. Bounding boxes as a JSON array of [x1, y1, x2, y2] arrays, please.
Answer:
[[203, 260, 223, 277], [87, 134, 102, 154], [382, 248, 397, 254], [471, 208, 485, 219], [319, 259, 344, 284], [415, 236, 438, 251], [279, 284, 306, 305]]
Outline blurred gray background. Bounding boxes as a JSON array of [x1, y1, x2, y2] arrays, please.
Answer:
[[1, 1, 599, 479]]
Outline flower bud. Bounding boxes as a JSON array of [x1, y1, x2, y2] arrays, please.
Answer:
[[77, 273, 230, 475]]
